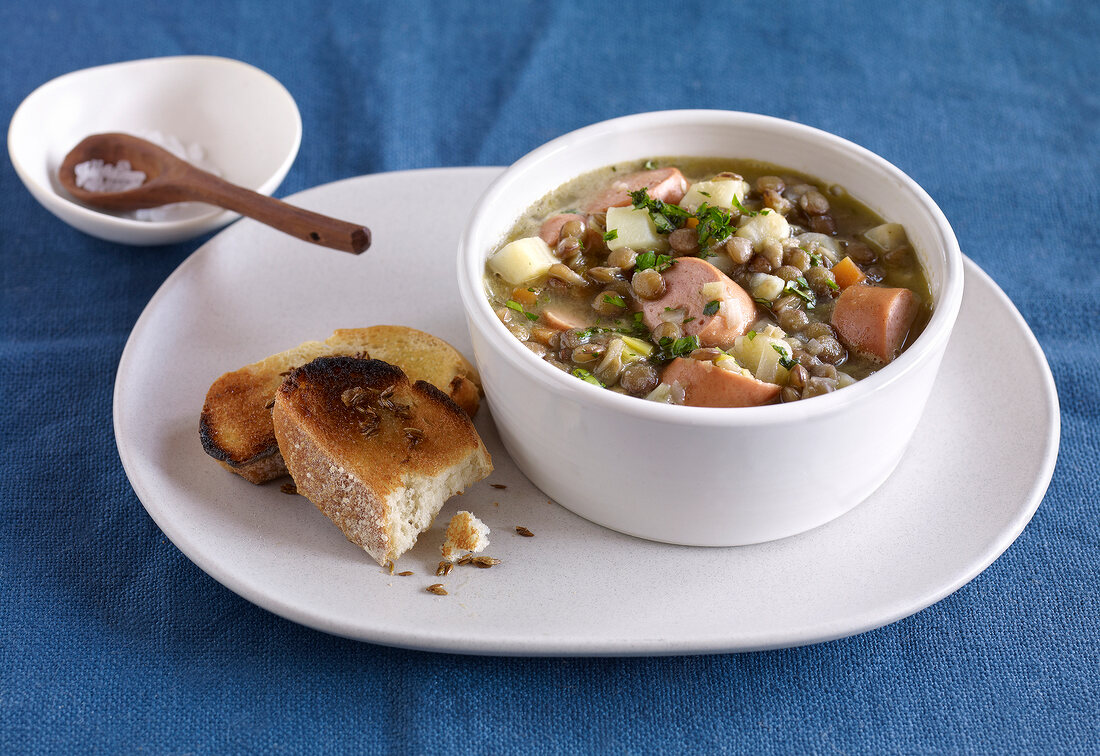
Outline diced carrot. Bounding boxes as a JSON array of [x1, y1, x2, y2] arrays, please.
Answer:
[[511, 286, 538, 305], [686, 217, 699, 229], [832, 256, 866, 289]]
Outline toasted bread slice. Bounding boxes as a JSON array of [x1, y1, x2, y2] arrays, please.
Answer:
[[272, 357, 492, 565], [200, 326, 481, 484], [327, 327, 481, 415]]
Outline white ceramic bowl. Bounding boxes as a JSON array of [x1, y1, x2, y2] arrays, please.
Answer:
[[7, 56, 301, 245], [458, 110, 965, 547]]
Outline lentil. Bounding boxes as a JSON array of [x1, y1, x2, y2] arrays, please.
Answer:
[[631, 269, 666, 300], [725, 236, 754, 264]]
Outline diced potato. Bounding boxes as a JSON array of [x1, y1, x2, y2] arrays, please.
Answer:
[[606, 206, 669, 252], [646, 383, 673, 403], [488, 236, 557, 285], [731, 332, 790, 385], [796, 232, 842, 262], [863, 223, 909, 253], [732, 331, 768, 370], [749, 273, 785, 301], [755, 343, 788, 384], [679, 179, 749, 213], [708, 254, 736, 276], [700, 281, 725, 301], [736, 210, 790, 251]]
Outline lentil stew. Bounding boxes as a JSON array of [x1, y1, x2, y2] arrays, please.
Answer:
[[483, 158, 932, 407]]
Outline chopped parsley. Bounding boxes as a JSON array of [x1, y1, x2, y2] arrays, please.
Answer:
[[671, 335, 699, 357], [643, 159, 658, 170], [603, 229, 618, 241], [630, 187, 692, 234], [746, 330, 757, 341], [693, 202, 736, 248], [631, 187, 738, 253], [754, 296, 774, 310], [505, 299, 539, 322], [784, 276, 816, 308], [572, 368, 605, 387], [772, 343, 797, 370], [825, 278, 840, 292], [602, 293, 627, 308], [731, 194, 757, 217], [654, 334, 700, 362], [626, 311, 649, 337], [702, 299, 720, 317], [572, 313, 649, 342], [635, 250, 675, 272]]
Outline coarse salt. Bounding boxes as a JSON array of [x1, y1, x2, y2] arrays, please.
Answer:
[[73, 159, 146, 193], [70, 130, 223, 223]]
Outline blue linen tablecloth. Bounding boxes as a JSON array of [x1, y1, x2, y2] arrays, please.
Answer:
[[2, 1, 1097, 752]]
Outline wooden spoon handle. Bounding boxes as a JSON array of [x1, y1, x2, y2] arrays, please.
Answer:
[[179, 168, 370, 254]]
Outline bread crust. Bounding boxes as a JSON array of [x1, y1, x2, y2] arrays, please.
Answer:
[[272, 357, 492, 565], [199, 327, 482, 484]]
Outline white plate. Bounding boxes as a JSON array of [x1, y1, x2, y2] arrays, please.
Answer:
[[114, 167, 1060, 655]]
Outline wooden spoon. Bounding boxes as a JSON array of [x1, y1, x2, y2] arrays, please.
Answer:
[[58, 133, 370, 254]]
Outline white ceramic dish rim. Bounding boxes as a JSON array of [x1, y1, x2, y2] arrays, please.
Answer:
[[458, 110, 965, 427], [6, 55, 302, 234]]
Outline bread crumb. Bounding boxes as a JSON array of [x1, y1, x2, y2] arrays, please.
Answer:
[[441, 510, 490, 561]]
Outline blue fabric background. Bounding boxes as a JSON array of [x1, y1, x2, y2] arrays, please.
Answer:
[[2, 1, 1097, 753]]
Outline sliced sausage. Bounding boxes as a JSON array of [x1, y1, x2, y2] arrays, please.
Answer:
[[541, 307, 588, 331], [538, 213, 587, 247], [635, 257, 756, 347], [661, 358, 780, 408], [583, 168, 688, 214], [830, 285, 920, 363]]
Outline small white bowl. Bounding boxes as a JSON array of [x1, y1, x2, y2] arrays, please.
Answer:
[[458, 110, 965, 547], [7, 56, 301, 245]]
